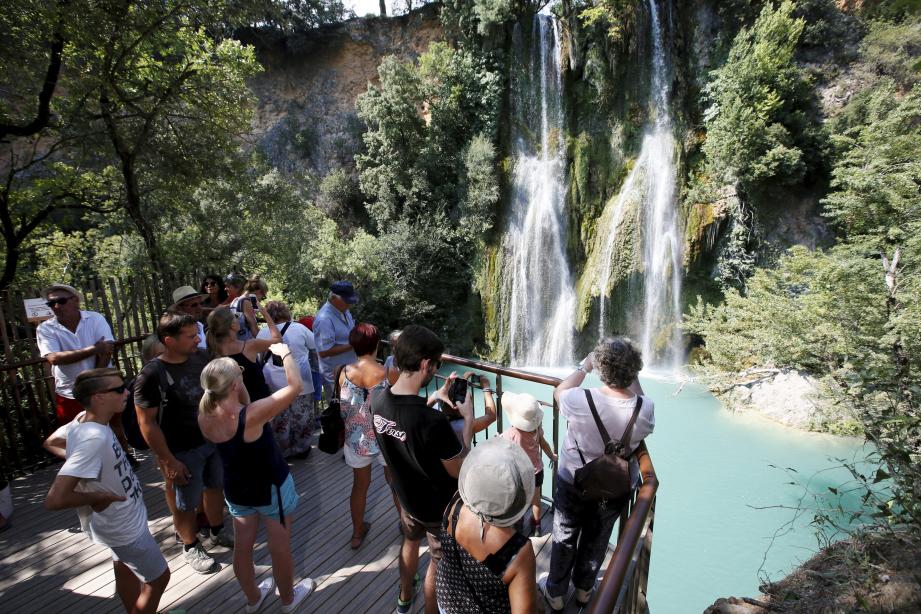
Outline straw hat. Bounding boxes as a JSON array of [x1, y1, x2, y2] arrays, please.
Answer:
[[458, 437, 535, 530], [170, 285, 206, 309], [42, 283, 83, 303], [502, 391, 543, 432]]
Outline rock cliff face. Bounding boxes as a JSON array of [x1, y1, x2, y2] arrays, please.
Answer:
[[240, 5, 443, 182]]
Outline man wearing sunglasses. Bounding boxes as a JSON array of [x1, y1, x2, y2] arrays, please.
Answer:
[[36, 284, 116, 425], [169, 286, 207, 349], [44, 367, 170, 613]]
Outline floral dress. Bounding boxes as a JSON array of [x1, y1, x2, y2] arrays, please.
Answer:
[[340, 376, 388, 457]]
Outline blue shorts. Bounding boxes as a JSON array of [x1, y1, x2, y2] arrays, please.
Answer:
[[226, 474, 299, 522]]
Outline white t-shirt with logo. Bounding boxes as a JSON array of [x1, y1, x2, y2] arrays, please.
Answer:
[[56, 415, 147, 547]]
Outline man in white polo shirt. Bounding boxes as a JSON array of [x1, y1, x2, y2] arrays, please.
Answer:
[[169, 286, 208, 349], [36, 284, 115, 425]]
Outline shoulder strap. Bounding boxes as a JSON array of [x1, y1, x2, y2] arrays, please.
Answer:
[[583, 389, 613, 447], [332, 364, 345, 402], [153, 358, 174, 426], [484, 531, 530, 576], [261, 321, 292, 366], [616, 396, 644, 455]]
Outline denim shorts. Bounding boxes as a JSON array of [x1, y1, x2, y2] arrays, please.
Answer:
[[173, 442, 222, 512], [110, 529, 168, 583], [226, 474, 299, 523]]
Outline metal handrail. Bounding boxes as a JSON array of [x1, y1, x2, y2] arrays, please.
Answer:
[[437, 352, 658, 614]]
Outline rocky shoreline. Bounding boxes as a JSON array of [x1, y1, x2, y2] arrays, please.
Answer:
[[704, 531, 921, 613], [705, 368, 861, 435]]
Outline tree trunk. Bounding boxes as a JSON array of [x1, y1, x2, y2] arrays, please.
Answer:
[[380, 0, 387, 16], [119, 155, 166, 280]]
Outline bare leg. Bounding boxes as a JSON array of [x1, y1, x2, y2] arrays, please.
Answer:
[[423, 550, 438, 614], [350, 466, 371, 544], [174, 508, 199, 545], [232, 515, 261, 605], [264, 515, 295, 604], [132, 566, 170, 614], [399, 536, 421, 603], [384, 466, 402, 518], [114, 561, 141, 612], [202, 487, 224, 527], [531, 488, 542, 525]]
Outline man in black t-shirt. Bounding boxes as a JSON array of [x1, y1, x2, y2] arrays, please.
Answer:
[[371, 325, 474, 614], [134, 312, 238, 574]]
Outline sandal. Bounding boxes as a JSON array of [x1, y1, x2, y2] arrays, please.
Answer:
[[350, 521, 371, 549]]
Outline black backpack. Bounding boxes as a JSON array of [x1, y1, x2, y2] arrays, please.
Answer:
[[122, 360, 173, 451], [573, 389, 643, 508]]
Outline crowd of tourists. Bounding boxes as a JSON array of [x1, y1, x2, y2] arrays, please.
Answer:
[[31, 276, 655, 613]]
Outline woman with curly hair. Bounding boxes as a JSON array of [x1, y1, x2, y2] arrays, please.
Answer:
[[539, 336, 655, 612]]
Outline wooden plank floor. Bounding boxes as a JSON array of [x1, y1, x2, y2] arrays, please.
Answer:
[[0, 441, 612, 613]]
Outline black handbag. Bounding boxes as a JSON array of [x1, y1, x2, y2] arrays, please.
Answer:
[[573, 389, 643, 506], [317, 365, 346, 454]]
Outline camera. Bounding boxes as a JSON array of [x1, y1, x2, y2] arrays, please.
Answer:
[[248, 295, 258, 308]]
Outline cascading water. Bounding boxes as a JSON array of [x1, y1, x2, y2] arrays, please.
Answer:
[[502, 15, 575, 367], [596, 0, 683, 369]]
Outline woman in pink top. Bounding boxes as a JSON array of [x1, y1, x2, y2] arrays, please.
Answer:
[[500, 392, 556, 536]]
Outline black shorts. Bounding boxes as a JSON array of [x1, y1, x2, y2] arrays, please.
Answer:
[[535, 469, 544, 489]]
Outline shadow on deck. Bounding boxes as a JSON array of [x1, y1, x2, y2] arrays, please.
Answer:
[[0, 441, 610, 613]]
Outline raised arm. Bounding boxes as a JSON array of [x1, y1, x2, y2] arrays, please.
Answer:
[[243, 306, 280, 357], [244, 344, 302, 432], [468, 373, 496, 434], [553, 354, 593, 405]]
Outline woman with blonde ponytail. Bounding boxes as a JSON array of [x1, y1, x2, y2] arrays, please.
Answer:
[[198, 345, 315, 613]]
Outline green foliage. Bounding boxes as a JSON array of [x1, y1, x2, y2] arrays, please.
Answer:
[[575, 0, 635, 43], [440, 0, 532, 40], [859, 19, 921, 88], [356, 42, 501, 232], [354, 41, 502, 343], [685, 245, 888, 374], [689, 25, 921, 529], [702, 0, 815, 190]]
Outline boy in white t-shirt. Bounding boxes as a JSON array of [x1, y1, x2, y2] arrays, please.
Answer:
[[44, 368, 170, 614]]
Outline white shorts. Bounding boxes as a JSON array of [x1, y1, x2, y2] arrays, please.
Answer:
[[110, 529, 168, 583], [343, 445, 387, 469]]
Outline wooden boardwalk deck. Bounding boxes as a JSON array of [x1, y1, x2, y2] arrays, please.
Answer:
[[0, 441, 610, 613]]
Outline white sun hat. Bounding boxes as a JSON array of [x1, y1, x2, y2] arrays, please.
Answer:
[[502, 391, 543, 432]]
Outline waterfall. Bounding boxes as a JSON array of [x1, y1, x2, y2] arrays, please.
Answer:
[[502, 15, 575, 367], [597, 0, 683, 369]]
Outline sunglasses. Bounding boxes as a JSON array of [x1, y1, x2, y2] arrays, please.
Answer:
[[203, 281, 218, 287], [183, 301, 203, 308], [46, 296, 73, 308], [98, 384, 127, 395]]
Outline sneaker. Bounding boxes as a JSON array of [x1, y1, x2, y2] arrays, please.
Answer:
[[279, 578, 315, 613], [396, 573, 421, 614], [183, 541, 217, 574], [538, 574, 564, 612], [245, 577, 274, 613], [126, 453, 141, 470], [575, 586, 594, 607], [203, 525, 234, 549]]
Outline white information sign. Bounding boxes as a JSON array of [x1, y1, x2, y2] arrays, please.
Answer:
[[24, 298, 54, 323]]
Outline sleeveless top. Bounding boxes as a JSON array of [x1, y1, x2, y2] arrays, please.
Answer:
[[435, 495, 530, 614], [340, 374, 387, 457], [229, 296, 255, 341], [231, 350, 270, 402], [215, 406, 290, 518]]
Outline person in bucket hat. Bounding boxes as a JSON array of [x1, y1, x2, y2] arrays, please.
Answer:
[[434, 437, 537, 613], [170, 286, 207, 349]]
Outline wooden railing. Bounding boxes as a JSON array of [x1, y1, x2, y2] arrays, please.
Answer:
[[431, 352, 658, 614]]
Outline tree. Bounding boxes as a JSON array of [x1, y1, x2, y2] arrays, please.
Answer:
[[701, 0, 814, 191]]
